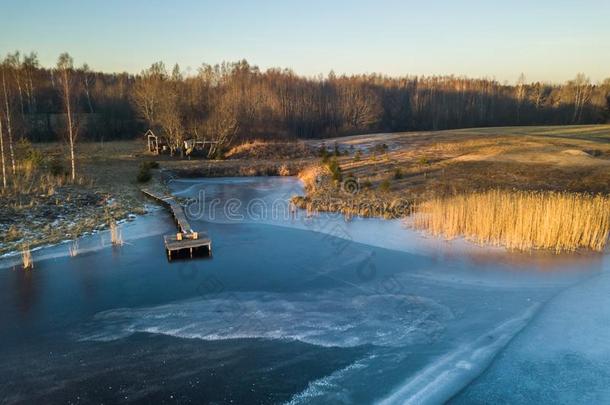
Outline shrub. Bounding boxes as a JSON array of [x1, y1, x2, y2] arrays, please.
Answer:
[[318, 144, 329, 159], [17, 139, 44, 169], [333, 142, 340, 156], [379, 179, 391, 192], [393, 168, 403, 179], [136, 162, 152, 183], [48, 157, 68, 177], [371, 143, 389, 154], [326, 157, 342, 182]]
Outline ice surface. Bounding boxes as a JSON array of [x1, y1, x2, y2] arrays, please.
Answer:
[[2, 176, 607, 404]]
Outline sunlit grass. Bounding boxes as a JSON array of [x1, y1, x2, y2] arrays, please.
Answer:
[[21, 245, 34, 269], [68, 239, 79, 257], [110, 222, 123, 246], [412, 190, 610, 252]]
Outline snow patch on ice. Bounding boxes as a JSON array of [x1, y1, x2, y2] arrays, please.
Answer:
[[77, 290, 454, 348]]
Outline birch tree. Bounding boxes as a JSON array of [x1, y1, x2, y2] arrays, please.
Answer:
[[0, 108, 6, 189], [569, 73, 592, 123], [81, 63, 94, 113], [56, 53, 79, 181], [1, 63, 16, 175], [5, 52, 25, 117]]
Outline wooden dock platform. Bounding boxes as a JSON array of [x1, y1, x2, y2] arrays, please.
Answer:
[[141, 189, 212, 260]]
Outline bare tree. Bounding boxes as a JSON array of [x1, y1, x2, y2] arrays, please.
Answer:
[[5, 52, 25, 117], [515, 73, 527, 122], [132, 62, 167, 125], [23, 52, 38, 113], [56, 53, 79, 181], [1, 64, 16, 175], [206, 94, 239, 158], [81, 63, 95, 113], [569, 73, 593, 123], [157, 88, 185, 156], [0, 108, 6, 188]]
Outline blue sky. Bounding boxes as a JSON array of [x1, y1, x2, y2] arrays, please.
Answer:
[[1, 0, 609, 83]]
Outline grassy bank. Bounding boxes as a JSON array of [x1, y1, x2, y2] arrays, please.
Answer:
[[0, 141, 151, 255], [0, 140, 313, 255]]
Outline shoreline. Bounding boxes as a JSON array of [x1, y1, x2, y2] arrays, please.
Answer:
[[2, 167, 608, 258], [2, 124, 609, 257], [1, 175, 607, 271]]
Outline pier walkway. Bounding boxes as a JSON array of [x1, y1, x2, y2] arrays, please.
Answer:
[[141, 189, 212, 259]]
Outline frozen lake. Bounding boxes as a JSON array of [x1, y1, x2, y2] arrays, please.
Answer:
[[0, 177, 608, 404]]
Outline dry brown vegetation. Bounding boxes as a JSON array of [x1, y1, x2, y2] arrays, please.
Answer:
[[411, 190, 610, 252], [310, 125, 610, 202], [302, 125, 610, 252], [225, 140, 314, 160], [21, 245, 33, 269], [109, 222, 123, 246], [1, 125, 609, 255], [68, 239, 79, 257], [0, 141, 149, 254]]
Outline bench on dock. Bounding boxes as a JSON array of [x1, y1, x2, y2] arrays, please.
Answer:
[[141, 189, 212, 260]]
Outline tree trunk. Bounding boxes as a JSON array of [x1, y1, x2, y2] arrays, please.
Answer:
[[2, 71, 16, 175], [63, 71, 76, 181], [69, 136, 76, 182], [0, 114, 6, 189]]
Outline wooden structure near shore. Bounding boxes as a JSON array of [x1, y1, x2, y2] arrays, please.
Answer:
[[141, 189, 212, 260], [145, 129, 218, 157]]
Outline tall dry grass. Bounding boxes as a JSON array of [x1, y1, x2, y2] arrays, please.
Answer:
[[110, 222, 123, 246], [298, 164, 330, 191], [21, 246, 34, 269], [68, 239, 79, 257], [412, 190, 610, 252]]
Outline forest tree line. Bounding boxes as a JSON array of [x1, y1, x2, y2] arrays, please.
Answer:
[[1, 51, 609, 156]]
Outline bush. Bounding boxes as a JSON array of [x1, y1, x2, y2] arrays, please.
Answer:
[[136, 168, 151, 183], [136, 162, 153, 183], [379, 179, 391, 192], [17, 139, 44, 169], [333, 142, 340, 156], [326, 157, 342, 182], [393, 168, 403, 179], [418, 156, 430, 165], [318, 143, 329, 159], [48, 157, 68, 177], [141, 161, 159, 170]]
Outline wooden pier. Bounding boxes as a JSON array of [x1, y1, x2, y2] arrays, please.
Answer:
[[141, 189, 212, 260]]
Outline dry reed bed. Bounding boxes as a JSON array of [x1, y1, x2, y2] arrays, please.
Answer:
[[411, 190, 610, 252], [293, 164, 411, 219]]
